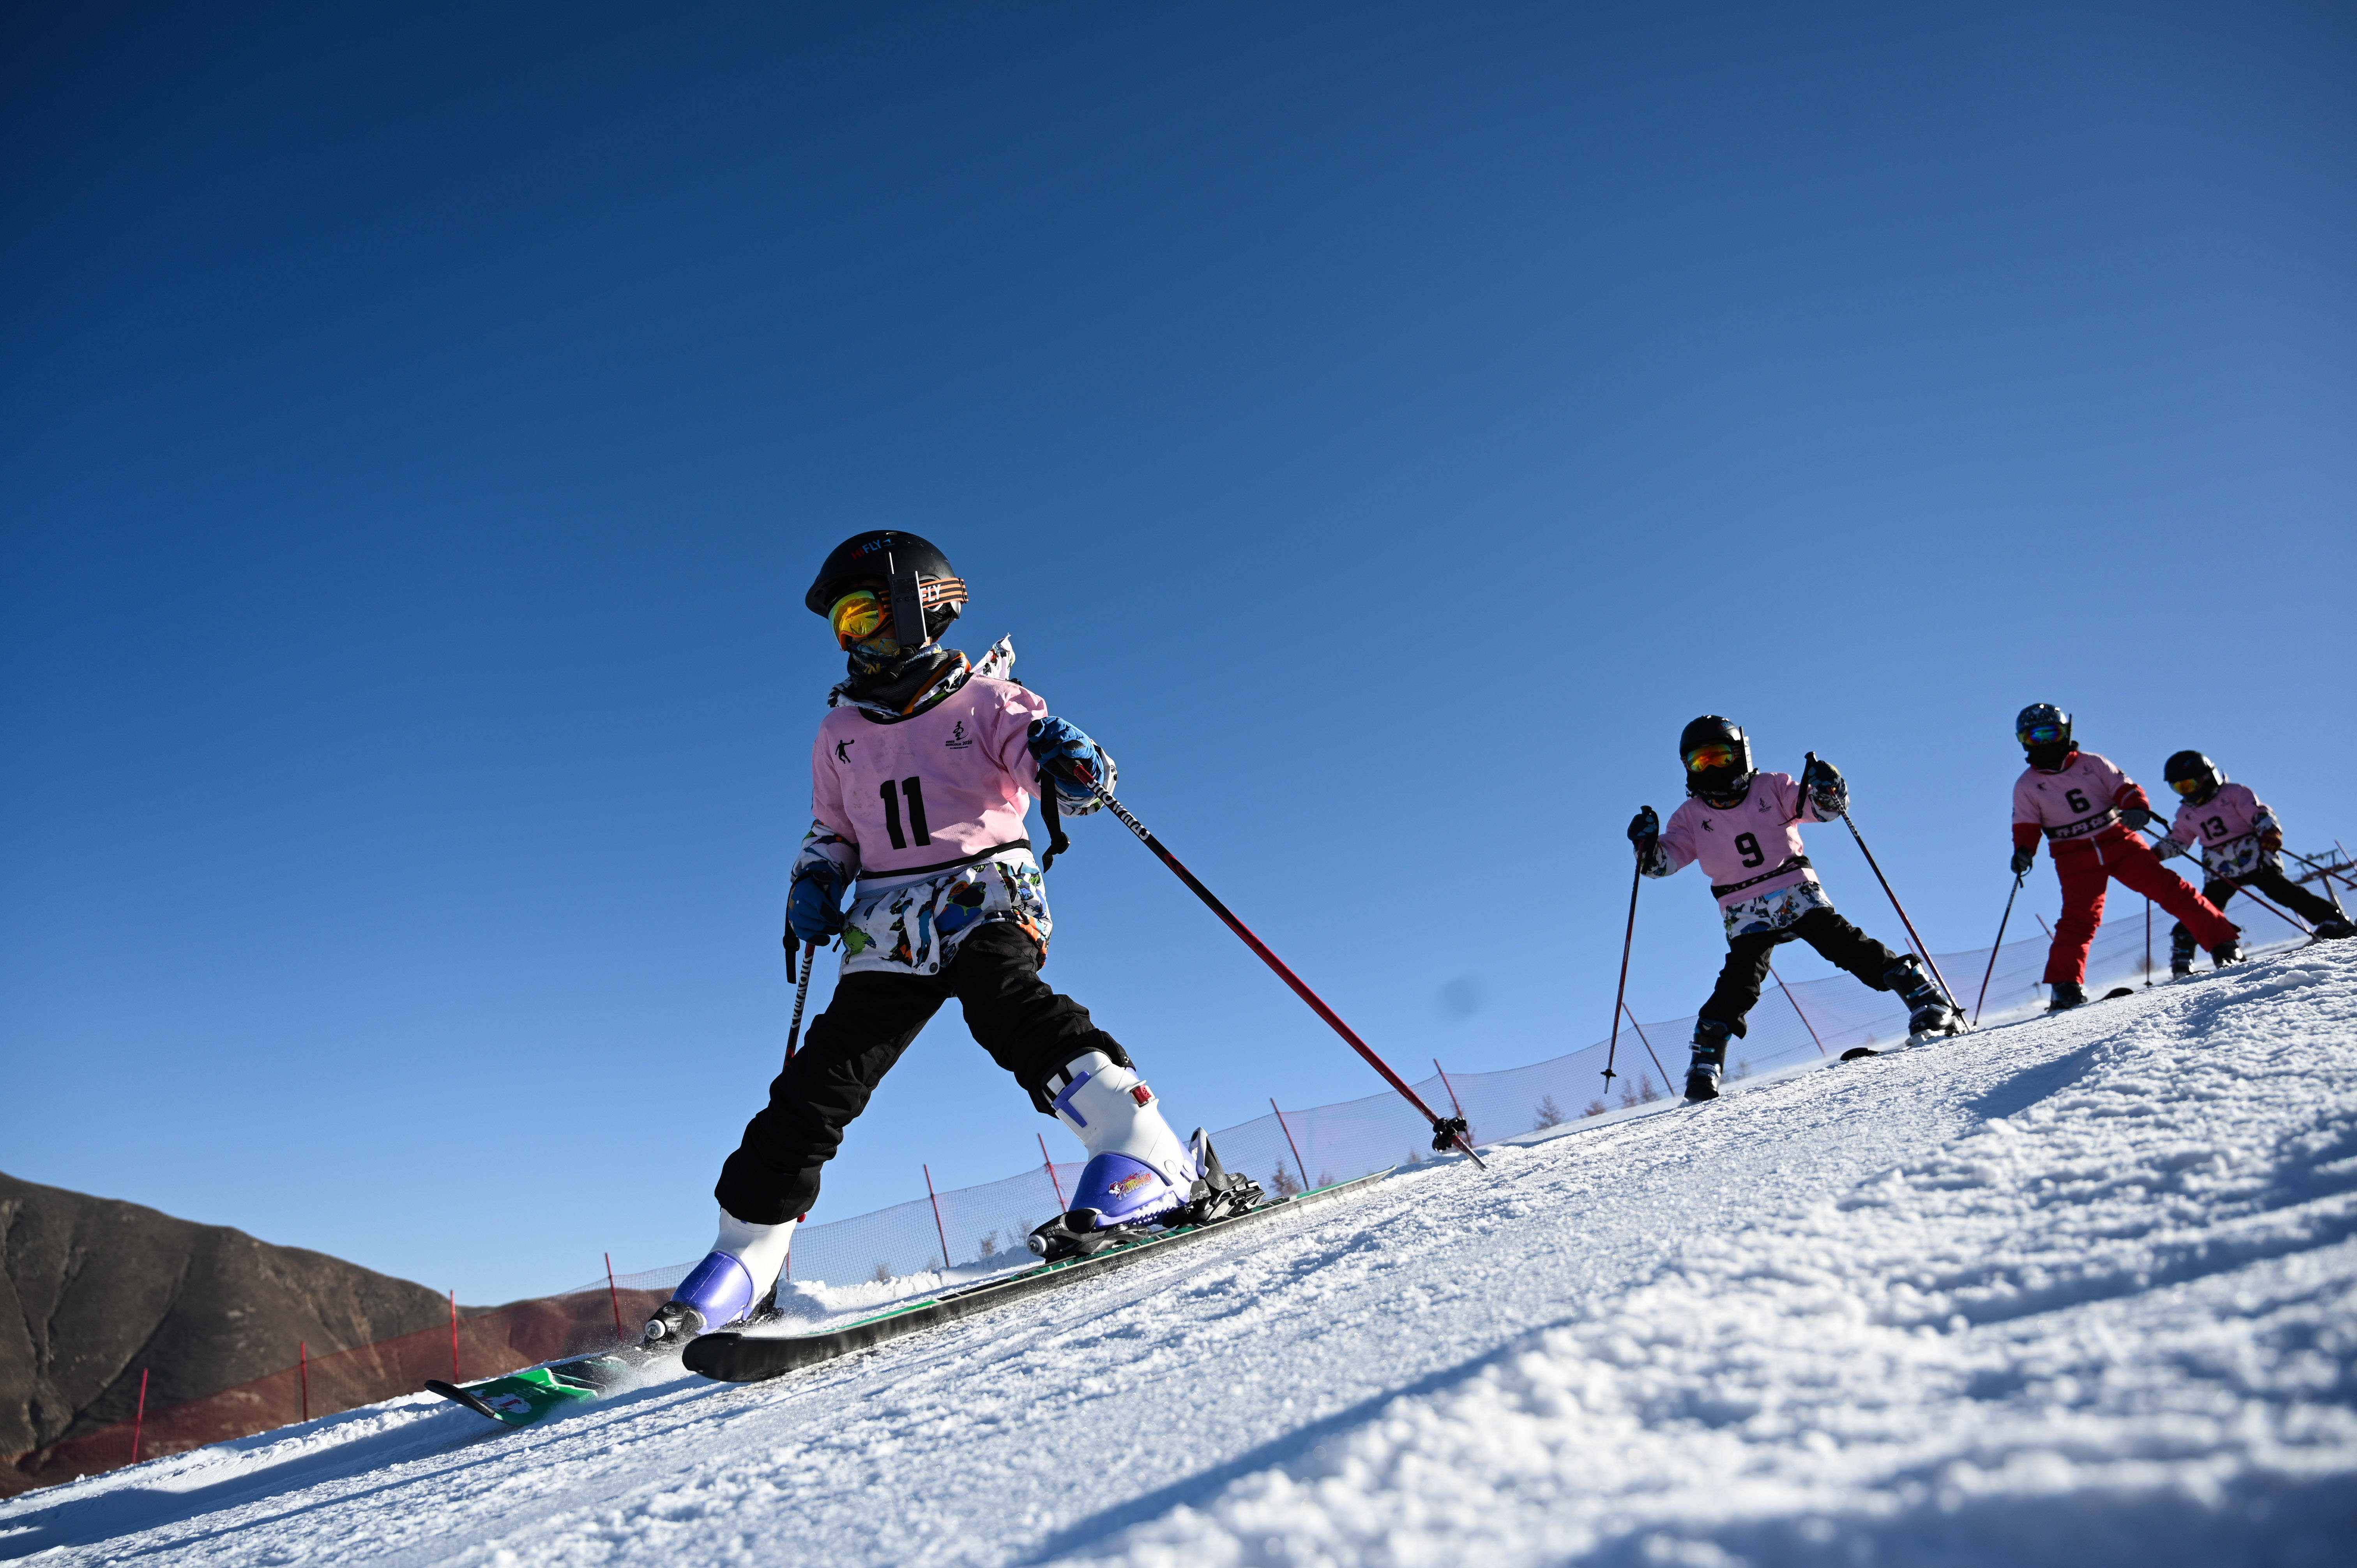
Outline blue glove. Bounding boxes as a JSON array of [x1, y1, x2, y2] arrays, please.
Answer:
[[2118, 806, 2155, 832], [787, 872, 846, 946], [1027, 716, 1103, 800], [2010, 846, 2036, 876]]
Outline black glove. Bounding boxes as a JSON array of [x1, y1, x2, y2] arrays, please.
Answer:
[[1801, 757, 1847, 816], [2010, 846, 2035, 876], [1627, 805, 1659, 858], [2119, 806, 2155, 832]]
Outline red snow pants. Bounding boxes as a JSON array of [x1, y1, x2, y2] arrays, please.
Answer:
[[2044, 828, 2239, 985]]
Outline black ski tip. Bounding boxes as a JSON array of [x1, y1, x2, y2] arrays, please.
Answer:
[[425, 1378, 504, 1422], [1839, 1047, 1879, 1061], [2103, 987, 2136, 1000]]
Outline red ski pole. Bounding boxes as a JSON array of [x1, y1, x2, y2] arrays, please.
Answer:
[[1071, 768, 1482, 1168]]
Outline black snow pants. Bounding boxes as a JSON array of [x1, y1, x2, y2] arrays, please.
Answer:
[[715, 922, 1129, 1225], [2172, 867, 2345, 961], [1699, 906, 1903, 1037]]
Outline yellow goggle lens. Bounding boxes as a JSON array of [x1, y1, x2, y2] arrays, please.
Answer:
[[2172, 777, 2203, 796], [1684, 743, 1736, 773], [829, 590, 886, 645]]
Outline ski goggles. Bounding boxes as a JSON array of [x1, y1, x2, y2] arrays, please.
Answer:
[[1683, 743, 1739, 774], [827, 576, 968, 650], [828, 588, 889, 646], [2018, 722, 2067, 747], [2170, 776, 2207, 797]]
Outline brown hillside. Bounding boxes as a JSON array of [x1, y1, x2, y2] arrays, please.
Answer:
[[0, 1171, 454, 1486]]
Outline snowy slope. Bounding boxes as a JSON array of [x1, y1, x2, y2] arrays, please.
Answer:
[[7, 946, 2356, 1566]]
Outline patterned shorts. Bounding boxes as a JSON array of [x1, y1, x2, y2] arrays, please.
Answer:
[[839, 851, 1051, 977], [1722, 879, 1836, 940]]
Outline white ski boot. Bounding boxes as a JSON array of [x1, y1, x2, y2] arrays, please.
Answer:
[[643, 1210, 797, 1347], [1028, 1051, 1260, 1260]]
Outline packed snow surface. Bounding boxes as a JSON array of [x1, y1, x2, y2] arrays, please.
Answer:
[[9, 947, 2357, 1565]]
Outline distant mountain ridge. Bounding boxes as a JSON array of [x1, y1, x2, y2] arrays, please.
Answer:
[[0, 1171, 454, 1492]]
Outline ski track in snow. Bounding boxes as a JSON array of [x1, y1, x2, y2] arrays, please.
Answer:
[[8, 949, 2357, 1565]]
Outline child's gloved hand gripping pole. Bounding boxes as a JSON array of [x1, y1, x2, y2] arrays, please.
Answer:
[[1043, 751, 1483, 1169]]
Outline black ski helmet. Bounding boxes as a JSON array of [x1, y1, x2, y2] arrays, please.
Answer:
[[805, 530, 966, 649], [1679, 715, 1753, 800], [2164, 749, 2224, 806], [2016, 703, 2073, 767]]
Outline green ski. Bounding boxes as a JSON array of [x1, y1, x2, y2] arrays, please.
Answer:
[[426, 1347, 661, 1428]]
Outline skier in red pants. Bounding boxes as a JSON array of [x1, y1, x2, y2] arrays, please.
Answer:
[[2009, 704, 2240, 1010]]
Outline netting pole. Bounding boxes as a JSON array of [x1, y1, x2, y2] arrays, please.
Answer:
[[1620, 1001, 1672, 1086], [922, 1164, 951, 1272], [2145, 900, 2152, 986], [1603, 858, 1642, 1089], [130, 1368, 147, 1466], [299, 1340, 309, 1422], [605, 1253, 624, 1340], [1271, 1098, 1310, 1192], [1431, 1059, 1466, 1124], [1768, 962, 1827, 1056], [449, 1291, 459, 1381], [1072, 768, 1482, 1168], [1037, 1133, 1066, 1210], [1974, 875, 2024, 1026]]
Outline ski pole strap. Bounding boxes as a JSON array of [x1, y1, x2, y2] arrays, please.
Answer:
[[1038, 765, 1071, 870]]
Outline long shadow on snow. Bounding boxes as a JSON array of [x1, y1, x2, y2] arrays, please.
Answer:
[[0, 1373, 694, 1561], [1015, 1323, 1566, 1565], [1576, 1458, 2353, 1568], [1967, 1040, 2104, 1121], [0, 1408, 505, 1561]]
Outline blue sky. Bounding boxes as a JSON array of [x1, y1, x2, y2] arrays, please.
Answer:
[[5, 2, 2353, 1305]]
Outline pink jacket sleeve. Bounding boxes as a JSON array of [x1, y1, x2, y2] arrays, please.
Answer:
[[1650, 803, 1698, 876]]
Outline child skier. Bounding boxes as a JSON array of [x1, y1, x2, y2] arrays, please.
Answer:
[[2007, 705, 2240, 1009], [1627, 715, 1958, 1103], [2154, 750, 2353, 972], [643, 530, 1255, 1348]]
